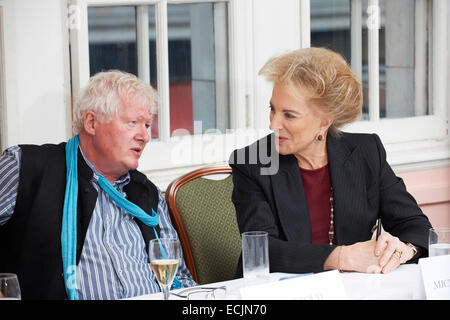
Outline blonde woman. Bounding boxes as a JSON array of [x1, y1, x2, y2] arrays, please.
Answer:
[[230, 48, 432, 275]]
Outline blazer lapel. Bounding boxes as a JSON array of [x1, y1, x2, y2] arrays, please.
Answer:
[[327, 134, 366, 244], [270, 154, 312, 242]]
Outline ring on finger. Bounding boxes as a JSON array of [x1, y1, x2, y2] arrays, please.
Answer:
[[394, 249, 403, 260]]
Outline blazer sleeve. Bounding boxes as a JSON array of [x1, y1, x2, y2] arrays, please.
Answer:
[[372, 134, 432, 256], [230, 152, 335, 274]]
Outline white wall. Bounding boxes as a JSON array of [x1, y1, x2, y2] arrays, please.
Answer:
[[251, 0, 301, 131], [0, 0, 71, 148]]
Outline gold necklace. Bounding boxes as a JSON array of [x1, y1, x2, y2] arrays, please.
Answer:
[[328, 187, 335, 245]]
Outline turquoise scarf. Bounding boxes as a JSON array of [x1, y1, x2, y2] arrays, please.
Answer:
[[61, 135, 181, 300]]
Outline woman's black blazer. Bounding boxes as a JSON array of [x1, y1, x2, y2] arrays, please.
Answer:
[[229, 132, 432, 274]]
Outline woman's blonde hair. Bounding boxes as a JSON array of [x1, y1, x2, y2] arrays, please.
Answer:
[[259, 47, 362, 136], [73, 70, 157, 134]]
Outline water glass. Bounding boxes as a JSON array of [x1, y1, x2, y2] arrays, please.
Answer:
[[429, 227, 450, 257], [242, 231, 269, 286], [0, 273, 21, 300]]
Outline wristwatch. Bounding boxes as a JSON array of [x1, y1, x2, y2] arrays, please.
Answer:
[[406, 243, 420, 260]]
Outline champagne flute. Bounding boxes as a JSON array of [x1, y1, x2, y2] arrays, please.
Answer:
[[0, 273, 21, 300], [149, 238, 181, 300]]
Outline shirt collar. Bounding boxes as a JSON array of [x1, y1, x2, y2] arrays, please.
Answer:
[[78, 146, 131, 187]]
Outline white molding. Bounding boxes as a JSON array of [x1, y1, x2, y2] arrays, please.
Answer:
[[61, 0, 74, 140], [69, 0, 90, 103], [87, 0, 227, 6], [213, 2, 229, 131], [144, 161, 228, 191], [415, 0, 428, 116], [139, 127, 268, 170], [88, 0, 158, 5], [387, 140, 450, 171], [299, 0, 310, 48], [155, 0, 170, 142], [351, 0, 362, 81], [245, 0, 255, 129], [368, 0, 379, 121], [228, 0, 248, 130], [432, 0, 448, 120], [167, 0, 227, 3], [136, 5, 151, 84], [143, 137, 450, 191], [0, 5, 6, 149], [393, 158, 450, 174], [344, 115, 447, 144]]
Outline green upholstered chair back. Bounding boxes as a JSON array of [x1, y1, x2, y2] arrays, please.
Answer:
[[165, 166, 241, 285]]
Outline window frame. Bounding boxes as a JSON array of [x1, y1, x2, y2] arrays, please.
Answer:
[[302, 0, 449, 169], [0, 6, 5, 151], [69, 0, 251, 187]]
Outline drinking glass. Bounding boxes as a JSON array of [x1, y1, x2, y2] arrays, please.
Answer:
[[0, 273, 21, 300], [242, 231, 269, 286], [149, 238, 181, 300], [429, 227, 450, 257]]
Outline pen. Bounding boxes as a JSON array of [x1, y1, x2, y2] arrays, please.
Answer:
[[376, 218, 382, 240]]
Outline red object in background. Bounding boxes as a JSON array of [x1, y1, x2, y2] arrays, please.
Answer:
[[151, 82, 193, 138]]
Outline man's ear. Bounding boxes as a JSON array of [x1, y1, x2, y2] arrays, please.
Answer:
[[83, 111, 97, 135]]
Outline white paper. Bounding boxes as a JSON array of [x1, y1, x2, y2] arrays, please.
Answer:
[[413, 267, 426, 300], [417, 255, 450, 300], [239, 270, 348, 300]]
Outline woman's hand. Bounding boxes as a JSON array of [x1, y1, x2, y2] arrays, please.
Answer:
[[339, 239, 382, 273], [325, 229, 415, 273], [324, 239, 381, 273], [373, 229, 415, 273]]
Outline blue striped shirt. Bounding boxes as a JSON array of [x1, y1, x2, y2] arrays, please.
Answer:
[[0, 146, 196, 299]]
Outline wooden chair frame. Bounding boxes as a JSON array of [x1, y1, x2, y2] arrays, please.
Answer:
[[165, 165, 233, 283]]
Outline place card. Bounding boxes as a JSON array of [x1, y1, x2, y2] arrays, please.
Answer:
[[415, 254, 450, 300], [239, 270, 348, 300]]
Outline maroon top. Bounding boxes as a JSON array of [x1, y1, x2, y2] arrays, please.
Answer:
[[299, 164, 333, 244]]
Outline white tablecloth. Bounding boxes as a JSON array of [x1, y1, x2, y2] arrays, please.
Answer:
[[340, 264, 420, 299], [127, 264, 421, 300]]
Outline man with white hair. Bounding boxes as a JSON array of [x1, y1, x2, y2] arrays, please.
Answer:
[[0, 70, 196, 300]]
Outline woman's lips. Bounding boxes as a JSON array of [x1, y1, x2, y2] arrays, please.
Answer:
[[276, 136, 288, 143]]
